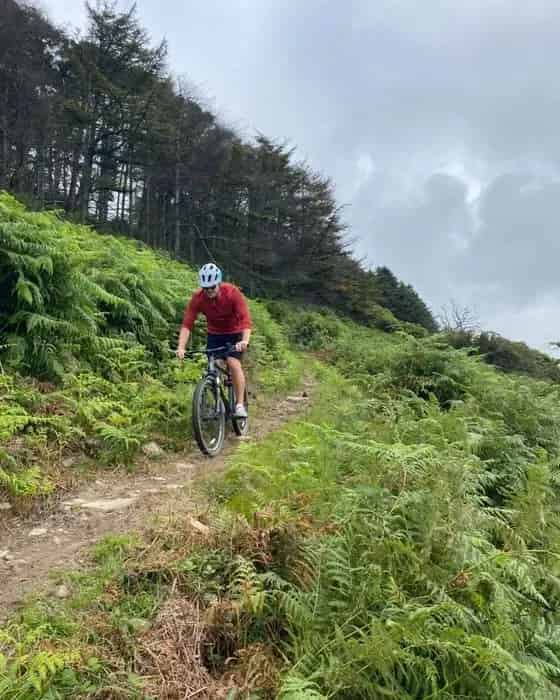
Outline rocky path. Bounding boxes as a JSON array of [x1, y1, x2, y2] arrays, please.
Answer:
[[0, 381, 313, 620]]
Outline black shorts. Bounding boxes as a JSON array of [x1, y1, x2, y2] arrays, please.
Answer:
[[207, 332, 243, 361]]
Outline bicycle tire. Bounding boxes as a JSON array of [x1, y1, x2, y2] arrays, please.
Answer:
[[192, 376, 226, 456], [232, 386, 249, 436]]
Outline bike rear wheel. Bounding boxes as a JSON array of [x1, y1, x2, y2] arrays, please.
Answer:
[[232, 386, 249, 436], [192, 376, 225, 456]]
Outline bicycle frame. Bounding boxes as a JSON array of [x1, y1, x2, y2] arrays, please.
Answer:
[[188, 343, 249, 455], [190, 344, 236, 417]]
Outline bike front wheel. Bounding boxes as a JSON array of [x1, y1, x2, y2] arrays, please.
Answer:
[[192, 376, 226, 456]]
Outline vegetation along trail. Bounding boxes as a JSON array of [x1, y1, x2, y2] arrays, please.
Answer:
[[0, 377, 315, 620], [4, 189, 560, 697]]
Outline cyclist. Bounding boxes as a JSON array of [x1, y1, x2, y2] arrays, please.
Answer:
[[176, 263, 251, 418]]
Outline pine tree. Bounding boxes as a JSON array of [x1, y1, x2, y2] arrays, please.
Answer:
[[374, 266, 437, 331]]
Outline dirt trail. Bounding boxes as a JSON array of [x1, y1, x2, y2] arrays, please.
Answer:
[[0, 380, 314, 621]]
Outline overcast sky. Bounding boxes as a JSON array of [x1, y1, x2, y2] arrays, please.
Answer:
[[39, 0, 560, 352]]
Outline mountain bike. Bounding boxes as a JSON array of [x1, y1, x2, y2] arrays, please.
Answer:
[[189, 344, 249, 456]]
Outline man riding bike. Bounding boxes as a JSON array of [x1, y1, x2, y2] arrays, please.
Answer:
[[176, 263, 252, 418]]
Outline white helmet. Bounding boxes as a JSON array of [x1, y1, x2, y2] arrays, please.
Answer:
[[198, 263, 222, 288]]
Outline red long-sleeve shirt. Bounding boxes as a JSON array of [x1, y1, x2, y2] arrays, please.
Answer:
[[181, 283, 252, 334]]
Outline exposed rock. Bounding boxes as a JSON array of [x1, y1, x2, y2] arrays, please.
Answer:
[[56, 584, 70, 599], [188, 517, 210, 535], [142, 442, 164, 458], [62, 498, 85, 508], [79, 497, 136, 512], [29, 527, 48, 537], [0, 550, 10, 560], [62, 457, 76, 468], [175, 461, 195, 471], [0, 502, 12, 511]]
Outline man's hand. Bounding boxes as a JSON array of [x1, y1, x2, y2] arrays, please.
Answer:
[[235, 340, 249, 353], [176, 348, 186, 360]]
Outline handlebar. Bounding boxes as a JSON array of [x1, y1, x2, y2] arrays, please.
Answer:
[[193, 344, 231, 356], [184, 343, 235, 358], [174, 341, 248, 361]]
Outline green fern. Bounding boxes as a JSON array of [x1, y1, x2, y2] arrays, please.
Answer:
[[0, 621, 83, 699], [0, 465, 53, 497]]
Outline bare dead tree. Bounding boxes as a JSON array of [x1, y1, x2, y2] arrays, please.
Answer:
[[438, 300, 480, 333]]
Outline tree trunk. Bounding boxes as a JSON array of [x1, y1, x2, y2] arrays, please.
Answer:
[[66, 134, 82, 211], [80, 148, 93, 222], [162, 195, 167, 244], [174, 152, 181, 255], [128, 146, 134, 231], [0, 85, 8, 190], [48, 145, 55, 201], [80, 85, 98, 221], [145, 174, 151, 245], [190, 222, 196, 262]]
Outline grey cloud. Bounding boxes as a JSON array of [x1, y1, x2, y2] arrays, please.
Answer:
[[355, 172, 473, 302], [458, 175, 560, 298]]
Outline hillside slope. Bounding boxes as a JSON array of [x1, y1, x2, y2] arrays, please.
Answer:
[[2, 197, 560, 698], [0, 193, 301, 504]]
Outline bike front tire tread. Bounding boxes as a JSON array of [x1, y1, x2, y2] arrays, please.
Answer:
[[192, 377, 226, 456]]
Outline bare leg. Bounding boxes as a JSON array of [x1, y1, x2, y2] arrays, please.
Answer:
[[227, 357, 246, 406]]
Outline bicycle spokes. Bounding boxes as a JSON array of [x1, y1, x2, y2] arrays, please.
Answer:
[[201, 389, 220, 421], [193, 378, 225, 455], [201, 386, 220, 438]]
